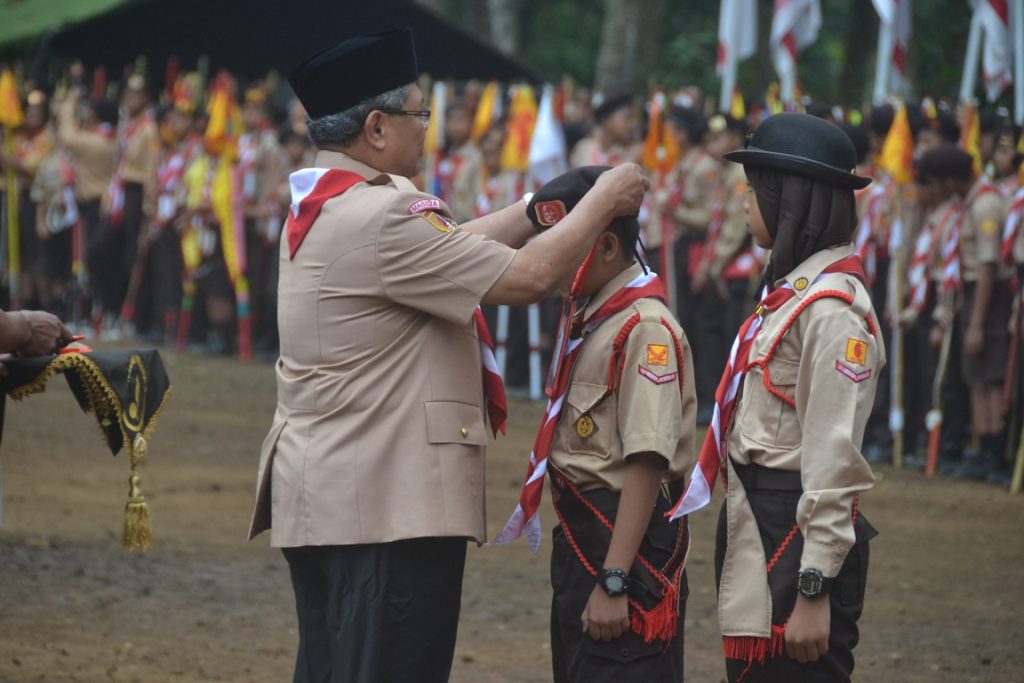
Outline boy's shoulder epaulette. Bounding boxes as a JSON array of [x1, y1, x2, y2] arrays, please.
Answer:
[[801, 270, 875, 322]]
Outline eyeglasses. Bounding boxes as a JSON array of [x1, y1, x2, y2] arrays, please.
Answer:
[[379, 109, 432, 126]]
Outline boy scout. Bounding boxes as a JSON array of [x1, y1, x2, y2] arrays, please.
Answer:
[[926, 148, 1015, 484], [672, 113, 882, 682], [247, 29, 649, 683], [498, 166, 695, 682]]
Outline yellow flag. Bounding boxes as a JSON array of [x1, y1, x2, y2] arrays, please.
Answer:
[[879, 105, 914, 185], [500, 85, 537, 172], [730, 87, 746, 120], [0, 69, 23, 129], [959, 103, 982, 175], [471, 81, 499, 142], [204, 72, 242, 160], [641, 90, 679, 176]]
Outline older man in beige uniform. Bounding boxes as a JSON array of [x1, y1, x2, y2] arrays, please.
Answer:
[[247, 29, 648, 683]]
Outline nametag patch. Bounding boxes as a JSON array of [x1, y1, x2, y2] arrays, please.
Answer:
[[535, 200, 567, 226], [646, 344, 669, 366], [419, 211, 456, 233], [845, 338, 868, 365], [835, 361, 872, 383], [409, 198, 442, 214], [639, 366, 677, 385]]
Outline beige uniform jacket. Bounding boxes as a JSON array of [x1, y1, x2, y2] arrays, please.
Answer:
[[550, 263, 697, 491], [248, 150, 516, 547], [240, 130, 284, 212], [709, 162, 750, 278], [673, 147, 721, 238], [118, 114, 160, 189], [718, 243, 882, 639], [958, 178, 1012, 282], [446, 141, 483, 224], [57, 99, 116, 202]]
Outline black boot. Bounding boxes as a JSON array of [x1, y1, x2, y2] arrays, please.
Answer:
[[955, 436, 993, 481], [985, 433, 1011, 486]]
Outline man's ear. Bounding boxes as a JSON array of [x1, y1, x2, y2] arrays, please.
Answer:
[[364, 110, 387, 151]]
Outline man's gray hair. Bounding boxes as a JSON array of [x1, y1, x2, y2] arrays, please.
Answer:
[[305, 85, 409, 149]]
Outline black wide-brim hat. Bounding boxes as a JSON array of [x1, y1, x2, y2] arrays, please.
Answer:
[[725, 112, 871, 190], [289, 28, 419, 120]]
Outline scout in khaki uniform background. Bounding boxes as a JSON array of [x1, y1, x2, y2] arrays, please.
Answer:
[[510, 167, 696, 682], [677, 113, 883, 682], [570, 93, 638, 169], [247, 29, 649, 683], [924, 147, 1015, 484]]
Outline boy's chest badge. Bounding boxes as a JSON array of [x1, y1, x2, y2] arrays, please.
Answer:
[[575, 413, 597, 440]]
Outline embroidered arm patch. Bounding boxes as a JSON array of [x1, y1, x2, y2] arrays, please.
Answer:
[[409, 198, 442, 214], [835, 360, 872, 383], [639, 365, 678, 385], [646, 343, 669, 366], [845, 338, 868, 365], [419, 210, 456, 233]]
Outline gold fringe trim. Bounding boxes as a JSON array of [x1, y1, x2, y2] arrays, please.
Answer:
[[122, 472, 151, 551]]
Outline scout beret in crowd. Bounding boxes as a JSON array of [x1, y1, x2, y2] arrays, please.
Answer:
[[915, 146, 974, 183], [289, 28, 419, 119], [594, 92, 634, 124], [725, 112, 871, 190], [526, 166, 640, 241]]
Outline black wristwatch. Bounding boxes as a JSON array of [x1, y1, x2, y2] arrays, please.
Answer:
[[796, 568, 834, 598], [598, 568, 630, 597]]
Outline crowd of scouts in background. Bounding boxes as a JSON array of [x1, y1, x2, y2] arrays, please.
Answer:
[[1, 61, 1022, 487]]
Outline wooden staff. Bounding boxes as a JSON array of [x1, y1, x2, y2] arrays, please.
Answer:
[[890, 192, 906, 468], [925, 290, 956, 478]]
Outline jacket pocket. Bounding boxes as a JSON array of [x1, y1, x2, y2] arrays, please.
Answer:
[[564, 381, 613, 459], [738, 358, 801, 449], [424, 401, 487, 446]]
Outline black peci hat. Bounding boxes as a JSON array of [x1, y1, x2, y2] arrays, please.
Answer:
[[725, 112, 871, 190], [289, 28, 419, 120]]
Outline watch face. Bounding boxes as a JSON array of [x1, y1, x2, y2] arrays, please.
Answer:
[[605, 575, 625, 593], [797, 570, 823, 597]]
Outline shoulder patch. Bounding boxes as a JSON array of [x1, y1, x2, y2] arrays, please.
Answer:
[[409, 198, 442, 214], [639, 366, 677, 385], [845, 338, 868, 365], [535, 200, 567, 227], [646, 343, 669, 366], [980, 218, 998, 235], [420, 210, 456, 233], [835, 361, 872, 383]]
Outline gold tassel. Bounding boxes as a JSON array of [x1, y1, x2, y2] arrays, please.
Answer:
[[122, 472, 151, 551]]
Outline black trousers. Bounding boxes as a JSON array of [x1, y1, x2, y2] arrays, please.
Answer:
[[714, 492, 871, 683], [282, 537, 467, 683], [87, 182, 144, 317]]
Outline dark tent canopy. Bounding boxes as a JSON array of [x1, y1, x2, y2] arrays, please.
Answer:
[[42, 0, 541, 87]]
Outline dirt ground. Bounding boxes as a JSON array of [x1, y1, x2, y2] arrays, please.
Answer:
[[0, 349, 1021, 682]]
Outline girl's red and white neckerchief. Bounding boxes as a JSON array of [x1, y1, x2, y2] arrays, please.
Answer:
[[493, 269, 667, 553]]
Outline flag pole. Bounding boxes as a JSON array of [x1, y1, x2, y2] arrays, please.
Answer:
[[960, 8, 984, 104], [1014, 0, 1024, 125], [719, 0, 739, 113], [890, 191, 906, 468], [4, 125, 18, 309], [873, 15, 895, 104]]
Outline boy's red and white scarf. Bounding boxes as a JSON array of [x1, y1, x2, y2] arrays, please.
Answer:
[[105, 110, 154, 226], [284, 167, 507, 437], [493, 270, 667, 553], [907, 202, 960, 312], [1002, 184, 1024, 266], [668, 254, 867, 521]]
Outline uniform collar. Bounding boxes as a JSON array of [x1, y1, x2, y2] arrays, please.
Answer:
[[314, 149, 391, 184], [583, 261, 645, 316], [775, 242, 856, 298]]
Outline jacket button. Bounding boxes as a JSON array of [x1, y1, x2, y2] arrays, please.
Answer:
[[460, 427, 469, 438], [620, 647, 630, 658]]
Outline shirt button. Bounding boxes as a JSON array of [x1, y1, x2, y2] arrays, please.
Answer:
[[620, 647, 630, 659], [460, 427, 469, 438]]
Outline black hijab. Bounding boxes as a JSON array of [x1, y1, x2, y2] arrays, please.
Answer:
[[746, 165, 858, 284]]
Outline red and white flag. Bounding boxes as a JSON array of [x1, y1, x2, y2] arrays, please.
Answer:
[[975, 0, 1012, 102], [771, 0, 822, 100], [717, 0, 759, 76], [872, 0, 913, 94]]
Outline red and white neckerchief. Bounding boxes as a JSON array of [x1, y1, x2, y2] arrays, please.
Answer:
[[493, 268, 667, 552], [907, 202, 960, 313], [854, 182, 886, 284], [154, 138, 197, 228], [285, 167, 508, 437], [1002, 184, 1024, 266], [668, 254, 867, 521], [105, 109, 154, 226], [944, 177, 999, 293]]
